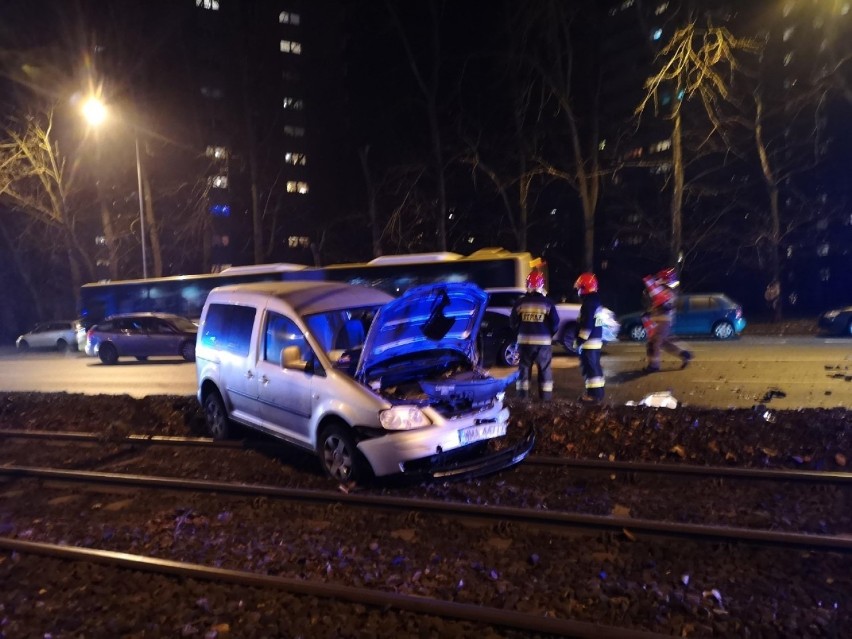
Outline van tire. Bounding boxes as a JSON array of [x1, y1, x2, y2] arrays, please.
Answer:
[[203, 391, 232, 440], [318, 423, 372, 484]]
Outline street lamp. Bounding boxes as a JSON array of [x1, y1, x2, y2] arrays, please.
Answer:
[[80, 96, 148, 279]]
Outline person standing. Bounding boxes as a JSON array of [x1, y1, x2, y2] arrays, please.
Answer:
[[573, 273, 606, 404], [510, 270, 559, 401], [642, 267, 692, 373]]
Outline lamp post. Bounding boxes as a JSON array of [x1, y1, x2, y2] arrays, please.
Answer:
[[81, 96, 148, 279]]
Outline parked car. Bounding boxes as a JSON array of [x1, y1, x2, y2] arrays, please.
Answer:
[[479, 310, 521, 366], [818, 305, 852, 336], [85, 312, 198, 364], [196, 281, 533, 483], [484, 287, 619, 358], [618, 293, 747, 341], [16, 320, 82, 352]]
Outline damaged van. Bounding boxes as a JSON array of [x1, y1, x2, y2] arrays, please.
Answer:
[[195, 281, 532, 483]]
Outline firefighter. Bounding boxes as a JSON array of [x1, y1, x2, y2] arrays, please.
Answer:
[[510, 270, 559, 400], [573, 272, 606, 404], [642, 267, 692, 372]]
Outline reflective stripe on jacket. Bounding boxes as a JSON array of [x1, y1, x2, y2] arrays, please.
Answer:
[[510, 293, 559, 346], [576, 292, 604, 350]]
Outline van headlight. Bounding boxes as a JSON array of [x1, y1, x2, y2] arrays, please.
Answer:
[[823, 310, 840, 320], [380, 406, 431, 430]]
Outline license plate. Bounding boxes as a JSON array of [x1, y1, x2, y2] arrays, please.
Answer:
[[458, 422, 507, 446]]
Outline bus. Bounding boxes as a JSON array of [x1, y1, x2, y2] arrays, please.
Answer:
[[78, 248, 543, 323]]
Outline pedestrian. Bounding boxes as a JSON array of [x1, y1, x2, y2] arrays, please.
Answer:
[[764, 280, 781, 322], [510, 270, 559, 401], [573, 272, 605, 404], [642, 267, 692, 373]]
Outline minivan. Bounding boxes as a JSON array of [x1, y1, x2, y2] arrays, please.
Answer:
[[195, 281, 532, 483]]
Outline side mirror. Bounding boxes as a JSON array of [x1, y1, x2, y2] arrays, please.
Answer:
[[281, 345, 310, 372]]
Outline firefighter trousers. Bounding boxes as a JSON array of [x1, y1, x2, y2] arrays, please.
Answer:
[[579, 347, 605, 401], [516, 344, 553, 401]]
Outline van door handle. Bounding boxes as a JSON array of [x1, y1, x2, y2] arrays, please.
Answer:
[[245, 370, 254, 379], [260, 375, 270, 385]]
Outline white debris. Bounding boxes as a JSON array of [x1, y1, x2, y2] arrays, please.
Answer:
[[626, 391, 679, 409]]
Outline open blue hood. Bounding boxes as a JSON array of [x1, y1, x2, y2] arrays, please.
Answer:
[[356, 283, 487, 378]]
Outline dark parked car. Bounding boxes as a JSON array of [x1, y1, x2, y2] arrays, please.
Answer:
[[479, 310, 521, 367], [619, 293, 747, 341], [85, 312, 198, 364], [818, 306, 852, 336]]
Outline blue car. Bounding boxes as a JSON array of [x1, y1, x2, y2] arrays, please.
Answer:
[[619, 293, 747, 341]]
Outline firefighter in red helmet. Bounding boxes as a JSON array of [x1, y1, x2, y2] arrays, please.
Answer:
[[641, 267, 692, 372], [510, 269, 559, 400], [573, 272, 606, 404]]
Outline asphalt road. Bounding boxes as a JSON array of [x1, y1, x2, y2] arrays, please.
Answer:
[[0, 335, 849, 409]]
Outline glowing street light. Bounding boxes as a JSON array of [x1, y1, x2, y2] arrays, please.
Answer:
[[80, 96, 148, 279]]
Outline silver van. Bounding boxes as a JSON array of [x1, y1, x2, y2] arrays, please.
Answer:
[[195, 281, 532, 483]]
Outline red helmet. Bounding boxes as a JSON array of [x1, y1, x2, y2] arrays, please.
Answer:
[[526, 269, 546, 292], [657, 267, 679, 288], [574, 272, 598, 295]]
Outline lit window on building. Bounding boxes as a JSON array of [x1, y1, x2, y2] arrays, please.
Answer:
[[783, 26, 795, 41], [286, 181, 309, 194], [783, 52, 794, 66], [283, 97, 304, 110], [95, 235, 107, 246], [813, 16, 824, 28], [285, 152, 306, 166], [205, 146, 229, 160], [651, 163, 671, 174], [284, 125, 306, 137], [655, 2, 668, 15], [608, 0, 635, 16], [624, 147, 643, 160], [598, 139, 607, 151], [288, 236, 310, 248], [819, 268, 830, 281], [817, 243, 830, 257], [782, 1, 795, 18], [209, 175, 228, 189], [280, 40, 302, 55], [842, 4, 850, 15], [651, 139, 671, 153], [196, 0, 220, 10], [280, 11, 301, 25], [210, 204, 231, 217], [652, 28, 663, 41]]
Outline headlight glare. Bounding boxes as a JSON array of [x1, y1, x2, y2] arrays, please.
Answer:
[[380, 406, 431, 430]]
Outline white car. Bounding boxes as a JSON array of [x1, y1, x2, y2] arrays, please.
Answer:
[[16, 320, 81, 352], [485, 288, 619, 359], [196, 281, 534, 483]]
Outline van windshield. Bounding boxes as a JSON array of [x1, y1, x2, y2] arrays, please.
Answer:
[[303, 306, 380, 357]]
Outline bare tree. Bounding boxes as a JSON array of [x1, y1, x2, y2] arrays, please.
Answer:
[[636, 22, 761, 265], [386, 0, 448, 251], [0, 107, 96, 310]]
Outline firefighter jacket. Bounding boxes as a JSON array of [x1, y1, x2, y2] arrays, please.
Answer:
[[576, 292, 604, 350], [510, 292, 559, 346]]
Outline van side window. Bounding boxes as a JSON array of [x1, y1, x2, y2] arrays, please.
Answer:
[[201, 304, 256, 356], [264, 312, 308, 363]]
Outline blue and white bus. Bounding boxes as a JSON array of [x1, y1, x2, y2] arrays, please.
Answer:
[[79, 248, 543, 323]]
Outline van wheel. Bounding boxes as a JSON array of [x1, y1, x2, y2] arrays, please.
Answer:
[[318, 424, 372, 484], [180, 341, 196, 362], [17, 341, 29, 352], [56, 339, 69, 352], [98, 343, 118, 365], [203, 391, 232, 440]]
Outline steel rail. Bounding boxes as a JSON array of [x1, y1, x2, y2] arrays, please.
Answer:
[[2, 465, 851, 553], [0, 538, 669, 639], [3, 428, 850, 484]]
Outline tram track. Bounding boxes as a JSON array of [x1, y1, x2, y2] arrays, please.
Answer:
[[4, 427, 851, 484], [2, 464, 851, 552]]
